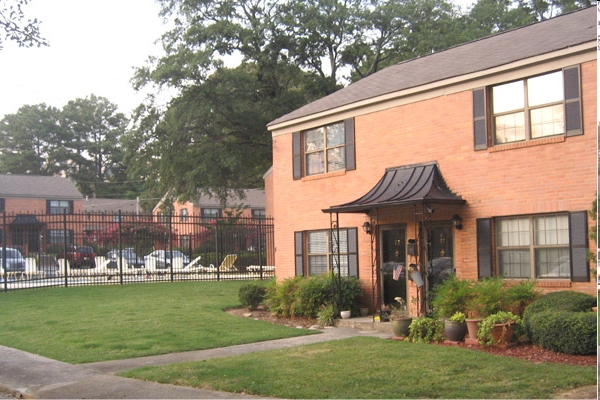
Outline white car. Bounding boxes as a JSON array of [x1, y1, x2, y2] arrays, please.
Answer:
[[144, 250, 190, 269]]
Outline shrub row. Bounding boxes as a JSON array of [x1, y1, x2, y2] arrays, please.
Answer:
[[523, 291, 597, 355]]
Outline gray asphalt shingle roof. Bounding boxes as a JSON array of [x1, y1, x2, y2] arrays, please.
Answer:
[[268, 7, 595, 127], [191, 188, 265, 208], [0, 174, 82, 199]]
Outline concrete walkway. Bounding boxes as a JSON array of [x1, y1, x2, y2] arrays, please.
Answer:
[[0, 327, 391, 399]]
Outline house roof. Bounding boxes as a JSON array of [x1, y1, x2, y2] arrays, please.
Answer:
[[83, 198, 140, 213], [191, 188, 265, 209], [268, 7, 595, 128], [323, 162, 465, 214], [0, 174, 83, 200]]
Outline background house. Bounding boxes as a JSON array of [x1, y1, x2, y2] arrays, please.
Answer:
[[266, 8, 596, 315]]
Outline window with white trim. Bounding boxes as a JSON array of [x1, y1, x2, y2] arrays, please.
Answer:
[[307, 229, 349, 276], [202, 208, 221, 218], [496, 214, 570, 279]]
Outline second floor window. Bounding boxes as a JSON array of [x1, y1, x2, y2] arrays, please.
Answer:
[[47, 200, 72, 215], [180, 208, 188, 221], [202, 208, 221, 218]]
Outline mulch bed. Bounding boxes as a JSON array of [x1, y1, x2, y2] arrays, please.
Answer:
[[227, 307, 597, 367]]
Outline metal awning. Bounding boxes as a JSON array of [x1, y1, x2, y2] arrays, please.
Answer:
[[10, 214, 44, 225], [323, 162, 465, 214]]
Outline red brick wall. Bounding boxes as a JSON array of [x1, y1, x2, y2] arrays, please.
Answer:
[[4, 198, 83, 214], [272, 59, 597, 304]]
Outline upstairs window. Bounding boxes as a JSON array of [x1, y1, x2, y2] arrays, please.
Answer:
[[47, 200, 73, 215], [202, 208, 221, 218], [180, 208, 188, 222], [473, 65, 582, 150], [252, 209, 266, 219], [293, 118, 355, 179]]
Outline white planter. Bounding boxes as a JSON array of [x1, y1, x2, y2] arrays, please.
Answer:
[[340, 310, 351, 319]]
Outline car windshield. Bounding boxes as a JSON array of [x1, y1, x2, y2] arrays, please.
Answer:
[[77, 247, 94, 254], [1, 249, 21, 258]]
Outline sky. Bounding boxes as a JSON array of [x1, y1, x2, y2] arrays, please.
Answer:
[[0, 0, 169, 119], [0, 0, 477, 121]]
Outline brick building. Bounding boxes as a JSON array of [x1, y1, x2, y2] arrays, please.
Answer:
[[266, 8, 597, 315]]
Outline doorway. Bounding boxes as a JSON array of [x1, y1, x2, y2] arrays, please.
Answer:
[[426, 223, 454, 292], [380, 227, 407, 308]]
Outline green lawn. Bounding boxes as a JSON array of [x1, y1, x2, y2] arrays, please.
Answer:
[[0, 281, 315, 363], [0, 282, 595, 399]]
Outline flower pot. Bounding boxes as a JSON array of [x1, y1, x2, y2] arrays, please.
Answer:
[[410, 271, 424, 287], [340, 310, 351, 319], [490, 322, 515, 345], [359, 307, 369, 317], [444, 320, 467, 342], [391, 317, 413, 337], [465, 318, 483, 339]]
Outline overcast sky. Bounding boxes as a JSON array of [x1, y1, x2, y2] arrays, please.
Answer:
[[0, 0, 168, 119], [0, 0, 477, 121]]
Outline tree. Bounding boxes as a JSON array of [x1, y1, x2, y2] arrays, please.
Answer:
[[0, 0, 48, 49], [0, 103, 62, 174], [58, 95, 130, 197]]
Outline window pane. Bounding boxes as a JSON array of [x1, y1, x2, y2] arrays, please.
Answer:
[[497, 218, 529, 246], [308, 231, 327, 253], [326, 122, 345, 147], [528, 71, 563, 106], [493, 80, 524, 113], [536, 248, 570, 278], [330, 254, 349, 276], [306, 152, 324, 175], [534, 215, 569, 245], [530, 105, 564, 138], [495, 112, 525, 143], [305, 128, 324, 151], [308, 255, 328, 275], [499, 249, 530, 278], [327, 147, 345, 172]]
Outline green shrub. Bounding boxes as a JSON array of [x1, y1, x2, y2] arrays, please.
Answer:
[[466, 277, 505, 318], [317, 304, 336, 327], [503, 280, 541, 315], [430, 275, 473, 318], [264, 274, 363, 318], [523, 291, 596, 338], [238, 280, 268, 310], [528, 310, 597, 355], [405, 317, 444, 343]]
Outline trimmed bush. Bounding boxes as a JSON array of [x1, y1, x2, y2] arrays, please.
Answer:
[[265, 274, 363, 318], [523, 291, 596, 338], [238, 280, 269, 310], [528, 310, 597, 355]]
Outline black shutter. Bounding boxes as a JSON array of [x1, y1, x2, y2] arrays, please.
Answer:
[[564, 65, 582, 137], [569, 211, 589, 282], [344, 118, 356, 171], [46, 200, 51, 214], [347, 228, 358, 276], [294, 231, 304, 276], [68, 200, 74, 214], [476, 218, 493, 278], [292, 131, 302, 180], [473, 88, 488, 150]]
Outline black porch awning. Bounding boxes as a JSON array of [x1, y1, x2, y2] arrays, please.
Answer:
[[10, 214, 44, 225], [323, 162, 465, 214]]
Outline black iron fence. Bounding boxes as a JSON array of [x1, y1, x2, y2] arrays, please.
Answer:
[[0, 211, 275, 290]]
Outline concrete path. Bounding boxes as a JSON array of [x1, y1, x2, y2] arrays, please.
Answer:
[[0, 327, 391, 399]]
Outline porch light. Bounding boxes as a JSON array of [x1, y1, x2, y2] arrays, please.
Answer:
[[362, 221, 372, 234], [451, 215, 462, 230]]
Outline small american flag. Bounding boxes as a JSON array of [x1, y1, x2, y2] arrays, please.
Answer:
[[393, 264, 403, 281]]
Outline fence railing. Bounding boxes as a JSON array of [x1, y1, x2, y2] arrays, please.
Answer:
[[1, 211, 275, 290]]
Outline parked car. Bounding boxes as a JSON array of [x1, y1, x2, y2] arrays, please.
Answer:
[[38, 254, 60, 277], [57, 246, 96, 268], [144, 250, 190, 269], [106, 248, 145, 268], [0, 247, 26, 273]]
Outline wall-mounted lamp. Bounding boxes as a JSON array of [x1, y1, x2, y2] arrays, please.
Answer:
[[451, 215, 462, 230], [362, 221, 372, 234]]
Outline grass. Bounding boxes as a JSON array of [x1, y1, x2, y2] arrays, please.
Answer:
[[0, 281, 315, 363], [0, 282, 595, 398], [122, 337, 597, 399]]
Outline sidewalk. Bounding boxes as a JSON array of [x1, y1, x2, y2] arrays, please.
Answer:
[[0, 326, 391, 399]]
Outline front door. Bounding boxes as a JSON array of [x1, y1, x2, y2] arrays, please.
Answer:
[[426, 223, 454, 291], [380, 227, 407, 308]]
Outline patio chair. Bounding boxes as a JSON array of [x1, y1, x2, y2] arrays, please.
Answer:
[[217, 254, 238, 272], [183, 256, 204, 272]]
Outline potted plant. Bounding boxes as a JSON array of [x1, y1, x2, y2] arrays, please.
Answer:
[[465, 277, 504, 341], [390, 297, 412, 337], [477, 311, 520, 346], [444, 311, 468, 342]]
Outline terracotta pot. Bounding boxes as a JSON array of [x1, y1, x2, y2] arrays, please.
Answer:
[[391, 317, 413, 337], [444, 320, 467, 342], [465, 318, 483, 339], [490, 322, 515, 345]]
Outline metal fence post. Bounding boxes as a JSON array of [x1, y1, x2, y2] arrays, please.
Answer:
[[118, 210, 124, 285], [62, 210, 68, 287], [2, 211, 7, 291]]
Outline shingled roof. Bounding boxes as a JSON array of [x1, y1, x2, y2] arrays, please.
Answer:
[[0, 174, 82, 200], [268, 7, 595, 128]]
